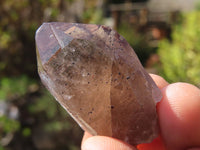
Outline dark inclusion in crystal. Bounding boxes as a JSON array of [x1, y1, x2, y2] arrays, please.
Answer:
[[35, 22, 162, 146]]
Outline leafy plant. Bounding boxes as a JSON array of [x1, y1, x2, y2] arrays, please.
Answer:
[[0, 75, 36, 100], [0, 145, 5, 150], [158, 11, 200, 87], [0, 116, 20, 134]]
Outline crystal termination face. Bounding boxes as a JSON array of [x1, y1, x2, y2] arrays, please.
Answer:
[[35, 22, 162, 146]]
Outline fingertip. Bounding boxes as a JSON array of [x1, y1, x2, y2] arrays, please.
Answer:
[[164, 83, 200, 121], [82, 136, 136, 150], [82, 132, 93, 146], [158, 82, 200, 149]]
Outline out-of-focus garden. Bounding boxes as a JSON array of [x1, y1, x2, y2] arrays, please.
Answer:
[[0, 0, 199, 149]]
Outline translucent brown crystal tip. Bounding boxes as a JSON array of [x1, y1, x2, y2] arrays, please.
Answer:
[[35, 22, 162, 146]]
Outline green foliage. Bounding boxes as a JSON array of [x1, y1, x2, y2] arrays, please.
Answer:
[[158, 11, 200, 86], [0, 116, 20, 134], [0, 31, 11, 49], [0, 76, 36, 100], [82, 8, 104, 24], [28, 90, 58, 119], [0, 146, 5, 150], [44, 120, 72, 132], [22, 127, 31, 137]]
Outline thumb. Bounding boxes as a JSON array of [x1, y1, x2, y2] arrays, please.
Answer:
[[81, 136, 136, 150]]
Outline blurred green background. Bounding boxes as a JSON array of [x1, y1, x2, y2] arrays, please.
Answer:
[[0, 0, 199, 149]]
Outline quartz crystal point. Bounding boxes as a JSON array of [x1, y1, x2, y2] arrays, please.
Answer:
[[35, 22, 162, 146]]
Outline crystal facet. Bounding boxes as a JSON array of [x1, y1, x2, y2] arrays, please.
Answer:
[[35, 22, 162, 146]]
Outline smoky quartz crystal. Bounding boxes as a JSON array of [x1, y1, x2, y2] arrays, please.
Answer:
[[35, 22, 162, 146]]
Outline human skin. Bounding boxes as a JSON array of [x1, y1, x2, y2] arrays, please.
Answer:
[[81, 74, 200, 150]]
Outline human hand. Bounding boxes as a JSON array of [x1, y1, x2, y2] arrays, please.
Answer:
[[81, 74, 200, 150]]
